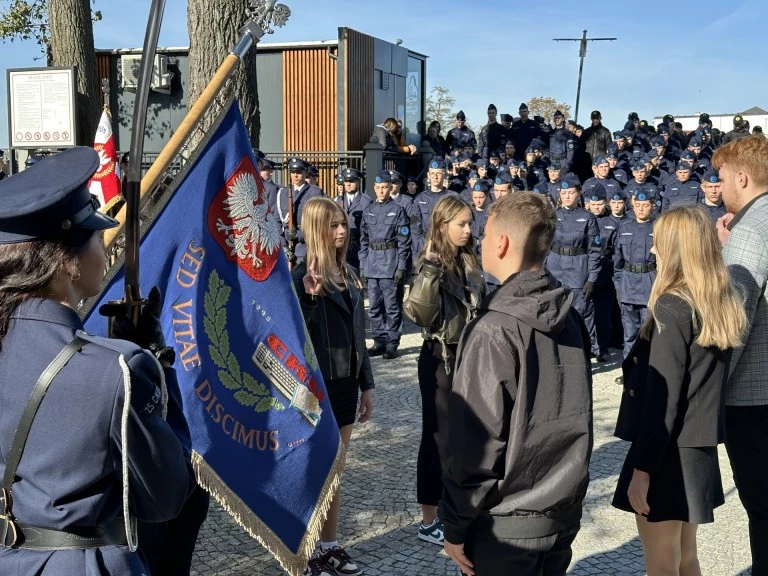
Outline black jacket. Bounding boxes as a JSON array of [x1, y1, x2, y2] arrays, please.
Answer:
[[439, 270, 593, 543], [582, 123, 613, 166], [614, 294, 730, 474], [292, 263, 374, 391]]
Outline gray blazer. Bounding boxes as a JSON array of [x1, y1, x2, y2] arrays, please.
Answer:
[[723, 194, 768, 406]]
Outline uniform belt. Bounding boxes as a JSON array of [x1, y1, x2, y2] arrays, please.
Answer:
[[600, 249, 612, 256], [551, 244, 587, 256], [626, 262, 656, 273], [370, 241, 397, 250], [2, 517, 127, 550]]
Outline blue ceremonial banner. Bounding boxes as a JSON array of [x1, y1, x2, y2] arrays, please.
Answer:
[[83, 99, 342, 575]]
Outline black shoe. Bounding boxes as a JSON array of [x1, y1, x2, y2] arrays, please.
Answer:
[[596, 353, 608, 363], [368, 344, 385, 357], [615, 376, 624, 386], [383, 346, 399, 360]]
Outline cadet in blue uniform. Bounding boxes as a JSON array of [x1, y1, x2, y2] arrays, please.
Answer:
[[445, 111, 476, 152], [276, 157, 324, 264], [0, 148, 197, 576], [613, 190, 656, 358], [546, 162, 564, 203], [359, 171, 411, 359], [255, 151, 280, 215], [511, 103, 539, 159], [412, 160, 457, 256], [699, 169, 727, 223], [548, 109, 576, 172], [661, 163, 702, 211], [585, 184, 617, 362], [546, 173, 602, 358], [583, 155, 623, 200], [469, 181, 490, 253], [334, 167, 371, 270]]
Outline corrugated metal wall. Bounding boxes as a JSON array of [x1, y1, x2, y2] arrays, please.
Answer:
[[344, 29, 374, 152], [283, 49, 336, 151]]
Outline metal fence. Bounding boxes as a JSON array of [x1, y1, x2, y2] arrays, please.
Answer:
[[263, 151, 365, 196]]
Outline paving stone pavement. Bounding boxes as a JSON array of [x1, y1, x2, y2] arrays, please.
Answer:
[[191, 320, 753, 576]]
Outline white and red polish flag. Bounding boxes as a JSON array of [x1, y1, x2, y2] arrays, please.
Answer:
[[88, 109, 123, 212]]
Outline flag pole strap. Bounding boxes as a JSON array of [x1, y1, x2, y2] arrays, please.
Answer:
[[104, 0, 290, 252]]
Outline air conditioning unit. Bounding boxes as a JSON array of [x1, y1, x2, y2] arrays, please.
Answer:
[[120, 54, 173, 93]]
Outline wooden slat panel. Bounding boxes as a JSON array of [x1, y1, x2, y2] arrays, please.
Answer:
[[96, 54, 111, 109], [345, 30, 374, 152], [283, 48, 338, 192]]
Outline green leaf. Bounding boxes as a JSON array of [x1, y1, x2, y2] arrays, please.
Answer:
[[214, 307, 227, 337], [203, 317, 218, 345], [208, 344, 226, 369], [226, 353, 241, 385], [216, 283, 231, 310], [234, 390, 258, 406], [204, 290, 217, 324], [254, 397, 276, 412], [219, 330, 231, 358], [242, 372, 268, 396], [218, 369, 241, 391], [271, 398, 285, 410]]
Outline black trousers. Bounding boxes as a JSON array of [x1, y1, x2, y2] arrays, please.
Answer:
[[138, 485, 210, 576], [592, 283, 615, 354], [725, 405, 768, 576], [417, 339, 456, 507], [463, 522, 580, 576]]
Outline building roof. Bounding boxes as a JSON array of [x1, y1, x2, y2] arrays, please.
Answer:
[[741, 106, 768, 115]]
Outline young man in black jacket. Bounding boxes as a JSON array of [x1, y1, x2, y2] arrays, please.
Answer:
[[441, 192, 594, 576]]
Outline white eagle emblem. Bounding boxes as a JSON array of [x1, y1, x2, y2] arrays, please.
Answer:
[[215, 172, 281, 267]]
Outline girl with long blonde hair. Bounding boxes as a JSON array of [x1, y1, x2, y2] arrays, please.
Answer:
[[292, 197, 373, 576], [612, 204, 746, 576]]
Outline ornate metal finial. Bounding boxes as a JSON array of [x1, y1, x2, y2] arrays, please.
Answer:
[[248, 0, 291, 35], [101, 77, 110, 98]]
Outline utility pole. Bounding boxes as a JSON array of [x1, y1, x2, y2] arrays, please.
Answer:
[[553, 30, 616, 123]]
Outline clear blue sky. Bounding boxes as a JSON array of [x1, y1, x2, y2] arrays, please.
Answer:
[[2, 0, 766, 148]]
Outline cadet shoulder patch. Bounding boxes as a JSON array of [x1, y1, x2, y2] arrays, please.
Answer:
[[400, 226, 410, 236]]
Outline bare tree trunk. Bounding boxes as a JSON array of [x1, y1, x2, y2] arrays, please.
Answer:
[[48, 0, 99, 146], [187, 0, 260, 148]]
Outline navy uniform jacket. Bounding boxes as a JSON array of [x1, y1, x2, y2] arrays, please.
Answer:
[[263, 179, 280, 215], [547, 180, 562, 204], [511, 119, 539, 158], [596, 215, 619, 285], [446, 126, 476, 151], [702, 199, 727, 223], [661, 178, 701, 211], [276, 183, 324, 260], [613, 219, 656, 306], [583, 177, 623, 199], [548, 127, 576, 171], [334, 192, 372, 268], [359, 198, 411, 278], [471, 207, 488, 258], [545, 206, 601, 290], [412, 188, 457, 256], [477, 123, 506, 159], [0, 299, 194, 576]]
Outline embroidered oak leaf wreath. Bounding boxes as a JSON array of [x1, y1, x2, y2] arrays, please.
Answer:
[[204, 270, 284, 412]]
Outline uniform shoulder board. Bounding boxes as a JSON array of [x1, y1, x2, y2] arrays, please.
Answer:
[[75, 330, 144, 358]]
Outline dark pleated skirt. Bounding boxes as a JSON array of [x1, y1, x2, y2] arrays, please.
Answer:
[[612, 443, 725, 524]]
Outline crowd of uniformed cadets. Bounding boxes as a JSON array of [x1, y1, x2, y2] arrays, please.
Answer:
[[262, 105, 752, 365]]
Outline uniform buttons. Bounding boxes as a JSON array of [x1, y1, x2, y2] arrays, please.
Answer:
[[629, 389, 635, 397], [633, 357, 638, 364]]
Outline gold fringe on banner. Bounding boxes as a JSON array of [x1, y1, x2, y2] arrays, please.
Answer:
[[191, 440, 346, 576]]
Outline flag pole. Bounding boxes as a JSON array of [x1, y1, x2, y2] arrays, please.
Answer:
[[104, 0, 290, 252]]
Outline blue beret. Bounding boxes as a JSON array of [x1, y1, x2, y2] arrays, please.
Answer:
[[635, 192, 651, 202], [681, 150, 696, 161], [518, 161, 528, 169], [610, 190, 627, 201], [631, 162, 647, 171], [688, 137, 703, 147], [489, 149, 501, 158], [0, 147, 118, 244], [429, 159, 448, 170], [287, 157, 309, 171], [468, 170, 479, 179], [548, 162, 563, 171], [342, 167, 363, 181], [495, 172, 513, 185], [702, 170, 720, 184], [613, 131, 624, 140], [651, 137, 665, 147], [526, 146, 537, 154], [475, 159, 488, 168], [657, 125, 670, 135], [593, 155, 608, 166], [473, 182, 490, 193], [587, 183, 607, 201], [375, 170, 393, 183], [533, 182, 550, 195], [676, 163, 691, 171], [561, 173, 581, 189]]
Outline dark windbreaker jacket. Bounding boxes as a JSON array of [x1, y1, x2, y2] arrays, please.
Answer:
[[439, 270, 594, 543]]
